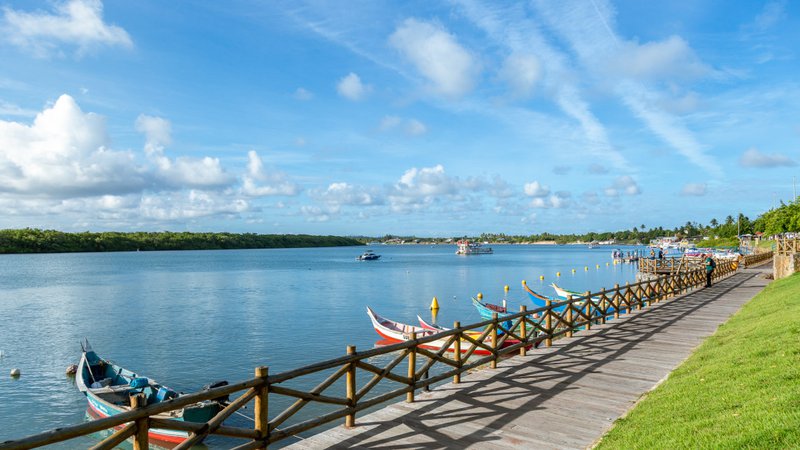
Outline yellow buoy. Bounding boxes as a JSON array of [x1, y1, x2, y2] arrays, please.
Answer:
[[606, 262, 609, 266], [522, 280, 527, 286], [504, 285, 509, 293], [540, 275, 544, 280], [556, 272, 561, 277], [430, 296, 439, 310], [571, 268, 576, 273], [596, 264, 600, 269], [585, 266, 588, 271], [477, 292, 483, 300]]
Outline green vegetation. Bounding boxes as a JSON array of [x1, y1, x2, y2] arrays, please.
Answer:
[[0, 229, 363, 254], [754, 197, 800, 235], [695, 236, 739, 248], [596, 273, 800, 449]]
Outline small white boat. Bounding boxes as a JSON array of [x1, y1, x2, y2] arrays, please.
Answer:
[[455, 240, 492, 255], [356, 250, 381, 261]]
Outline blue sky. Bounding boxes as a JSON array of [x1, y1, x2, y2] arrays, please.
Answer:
[[0, 0, 798, 236]]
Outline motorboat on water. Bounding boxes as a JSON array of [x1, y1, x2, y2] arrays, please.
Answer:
[[455, 240, 493, 255], [356, 250, 381, 261]]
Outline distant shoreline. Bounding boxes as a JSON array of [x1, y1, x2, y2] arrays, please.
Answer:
[[0, 229, 364, 254]]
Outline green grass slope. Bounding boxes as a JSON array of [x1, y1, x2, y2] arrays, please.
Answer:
[[596, 272, 800, 449]]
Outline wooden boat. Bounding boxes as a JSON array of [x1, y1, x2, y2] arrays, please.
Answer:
[[76, 339, 223, 447], [366, 307, 523, 355], [551, 282, 601, 300], [521, 281, 558, 309], [471, 297, 511, 321]]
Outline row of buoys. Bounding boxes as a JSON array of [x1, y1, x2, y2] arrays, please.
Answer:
[[527, 260, 626, 280], [8, 364, 78, 378]]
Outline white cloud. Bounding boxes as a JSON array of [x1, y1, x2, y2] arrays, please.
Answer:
[[140, 190, 248, 221], [500, 53, 540, 98], [241, 150, 300, 196], [389, 18, 479, 98], [134, 114, 233, 189], [379, 115, 402, 131], [529, 197, 547, 208], [680, 183, 707, 196], [300, 205, 331, 222], [387, 164, 475, 213], [1, 0, 133, 57], [609, 36, 712, 81], [0, 94, 147, 197], [739, 147, 796, 168], [395, 165, 457, 197], [604, 175, 641, 197], [405, 119, 427, 136], [312, 182, 381, 208], [753, 1, 787, 31], [529, 191, 570, 209], [135, 114, 171, 155], [530, 1, 720, 176], [523, 181, 550, 197], [294, 87, 313, 101], [336, 72, 371, 101], [379, 115, 428, 136]]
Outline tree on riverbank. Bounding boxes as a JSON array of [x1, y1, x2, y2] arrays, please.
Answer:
[[0, 229, 363, 254]]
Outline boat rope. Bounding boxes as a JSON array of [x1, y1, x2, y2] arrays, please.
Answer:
[[228, 409, 304, 440]]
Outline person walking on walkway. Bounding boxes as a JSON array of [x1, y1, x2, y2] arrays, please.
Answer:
[[705, 254, 716, 287]]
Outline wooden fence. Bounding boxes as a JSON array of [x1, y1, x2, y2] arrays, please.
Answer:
[[775, 238, 800, 255], [639, 256, 704, 274], [0, 259, 745, 450], [742, 251, 774, 267]]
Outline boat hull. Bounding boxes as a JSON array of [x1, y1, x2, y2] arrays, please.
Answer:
[[85, 394, 187, 447]]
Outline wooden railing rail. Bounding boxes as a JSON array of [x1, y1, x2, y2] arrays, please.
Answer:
[[741, 250, 773, 267], [0, 259, 745, 450], [774, 237, 798, 255]]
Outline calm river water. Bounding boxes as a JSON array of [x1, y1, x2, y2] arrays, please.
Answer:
[[0, 244, 643, 447]]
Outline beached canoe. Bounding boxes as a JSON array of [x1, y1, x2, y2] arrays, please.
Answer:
[[76, 339, 223, 447]]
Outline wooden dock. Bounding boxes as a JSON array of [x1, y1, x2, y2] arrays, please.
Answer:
[[288, 266, 772, 449]]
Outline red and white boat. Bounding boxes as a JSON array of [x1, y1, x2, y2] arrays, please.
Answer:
[[366, 307, 524, 355]]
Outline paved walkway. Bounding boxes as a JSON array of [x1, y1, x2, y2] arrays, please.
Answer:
[[288, 267, 772, 449]]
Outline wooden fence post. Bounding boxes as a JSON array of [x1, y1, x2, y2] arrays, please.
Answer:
[[613, 284, 620, 318], [407, 331, 416, 403], [491, 312, 499, 369], [520, 305, 528, 356], [566, 296, 573, 338], [600, 288, 607, 324], [345, 346, 356, 428], [131, 393, 148, 450], [545, 299, 552, 347], [453, 321, 461, 384], [254, 366, 269, 447], [584, 291, 592, 330]]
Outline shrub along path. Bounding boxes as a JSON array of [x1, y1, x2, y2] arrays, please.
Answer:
[[289, 266, 773, 449]]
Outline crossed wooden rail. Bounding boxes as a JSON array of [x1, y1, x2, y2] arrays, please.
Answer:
[[775, 238, 800, 255], [0, 258, 750, 450]]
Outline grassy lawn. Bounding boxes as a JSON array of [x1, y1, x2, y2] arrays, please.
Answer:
[[596, 272, 800, 449]]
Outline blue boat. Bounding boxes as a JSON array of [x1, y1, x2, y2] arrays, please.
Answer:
[[76, 339, 223, 447]]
